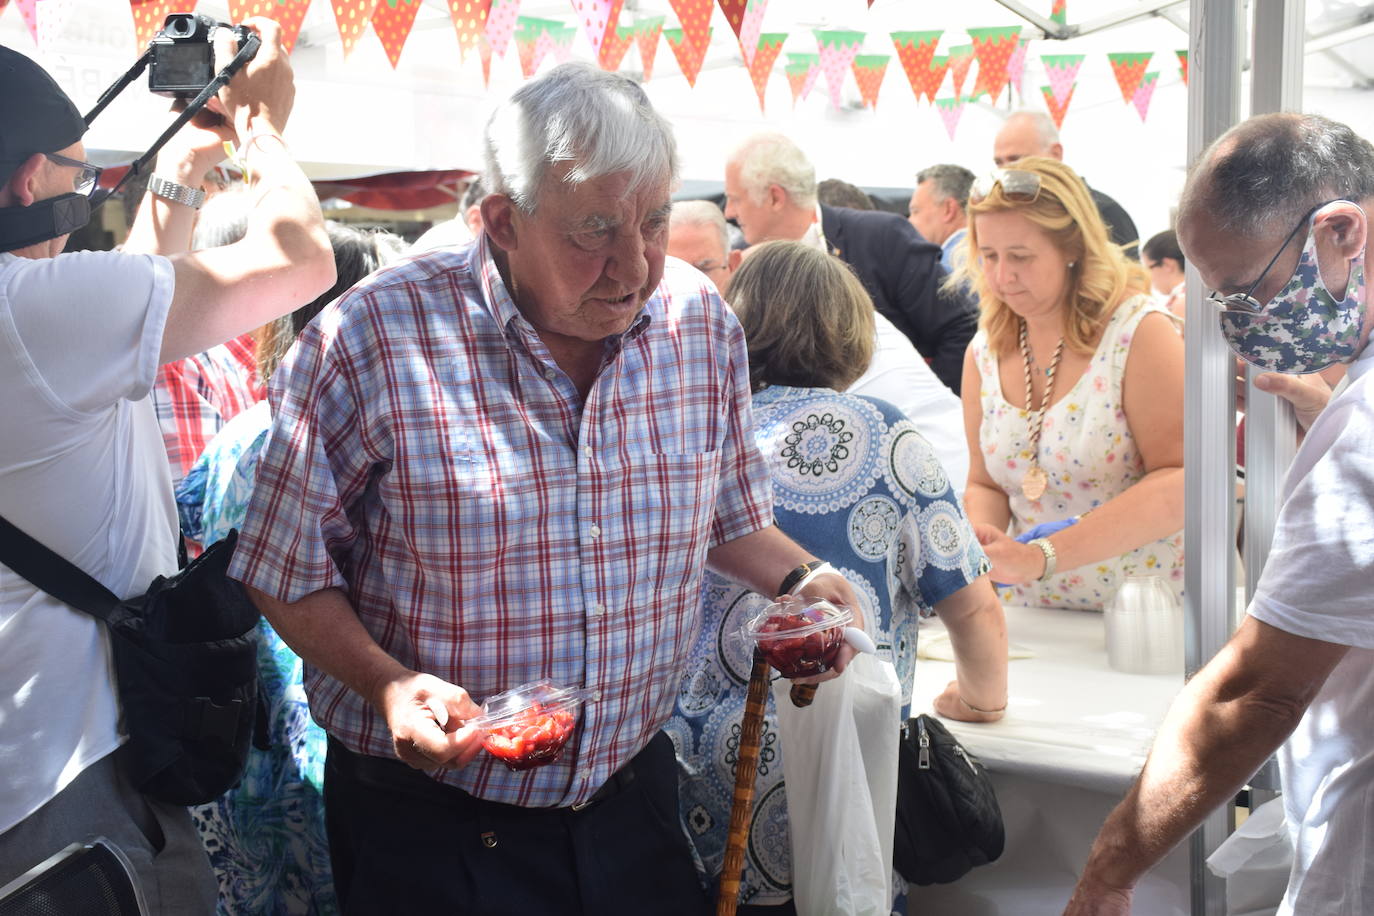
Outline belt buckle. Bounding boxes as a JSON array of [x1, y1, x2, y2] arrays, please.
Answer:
[[570, 798, 593, 812]]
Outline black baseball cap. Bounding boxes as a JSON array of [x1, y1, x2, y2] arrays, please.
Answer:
[[0, 45, 87, 187]]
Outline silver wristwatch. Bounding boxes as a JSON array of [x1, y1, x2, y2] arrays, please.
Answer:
[[1028, 537, 1057, 580], [147, 175, 205, 210]]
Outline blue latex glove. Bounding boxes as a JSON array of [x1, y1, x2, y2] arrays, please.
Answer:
[[991, 517, 1079, 588]]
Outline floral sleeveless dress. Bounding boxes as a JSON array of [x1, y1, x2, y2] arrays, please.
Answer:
[[972, 294, 1185, 610]]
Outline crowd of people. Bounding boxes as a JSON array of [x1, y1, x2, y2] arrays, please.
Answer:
[[2, 16, 1372, 916]]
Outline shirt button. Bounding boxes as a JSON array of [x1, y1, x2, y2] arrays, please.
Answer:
[[590, 603, 605, 616], [544, 368, 556, 381], [583, 445, 593, 459], [580, 768, 594, 781], [589, 524, 601, 538]]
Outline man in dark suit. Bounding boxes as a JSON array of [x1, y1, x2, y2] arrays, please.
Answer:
[[723, 133, 977, 393], [993, 111, 1140, 258]]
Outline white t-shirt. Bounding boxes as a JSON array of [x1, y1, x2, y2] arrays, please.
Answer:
[[849, 311, 969, 494], [0, 249, 177, 834], [1247, 343, 1374, 915]]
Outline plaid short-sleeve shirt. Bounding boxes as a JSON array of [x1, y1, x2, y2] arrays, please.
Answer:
[[230, 237, 772, 807]]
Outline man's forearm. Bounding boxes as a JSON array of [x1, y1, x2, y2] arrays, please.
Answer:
[[706, 525, 816, 597], [246, 585, 409, 710]]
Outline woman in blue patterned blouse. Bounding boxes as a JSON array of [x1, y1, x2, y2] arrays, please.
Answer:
[[668, 240, 1009, 915]]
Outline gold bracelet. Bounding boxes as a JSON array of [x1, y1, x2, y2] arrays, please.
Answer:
[[959, 695, 1008, 714]]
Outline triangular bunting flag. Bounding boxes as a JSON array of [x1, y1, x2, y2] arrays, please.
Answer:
[[634, 15, 664, 79], [851, 53, 889, 109], [667, 0, 712, 53], [815, 29, 864, 110], [1007, 37, 1030, 96], [478, 33, 492, 85], [784, 51, 819, 104], [935, 97, 965, 140], [35, 0, 75, 49], [373, 0, 422, 67], [14, 0, 38, 42], [1051, 0, 1067, 26], [332, 0, 379, 58], [745, 32, 785, 111], [1176, 48, 1188, 85], [228, 0, 310, 53], [130, 0, 182, 50], [738, 0, 766, 65], [515, 16, 558, 76], [1040, 82, 1075, 128], [922, 55, 950, 103], [1133, 70, 1159, 121], [1107, 51, 1153, 104], [890, 30, 942, 104], [570, 0, 625, 62], [664, 25, 711, 86], [485, 0, 520, 57], [549, 21, 576, 63], [947, 44, 974, 99], [968, 25, 1021, 104], [1040, 52, 1084, 105], [717, 0, 746, 40], [447, 0, 492, 60], [599, 23, 635, 70]]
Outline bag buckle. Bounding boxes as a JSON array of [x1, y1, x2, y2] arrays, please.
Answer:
[[187, 696, 244, 747]]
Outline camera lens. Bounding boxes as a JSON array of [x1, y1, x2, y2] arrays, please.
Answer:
[[165, 15, 195, 38]]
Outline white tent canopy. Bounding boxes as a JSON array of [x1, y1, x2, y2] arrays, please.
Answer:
[[4, 0, 1372, 240]]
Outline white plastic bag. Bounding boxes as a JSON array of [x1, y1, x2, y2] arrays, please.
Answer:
[[1205, 796, 1292, 916], [772, 654, 902, 916]]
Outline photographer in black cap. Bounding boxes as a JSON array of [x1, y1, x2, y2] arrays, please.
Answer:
[[0, 21, 333, 911]]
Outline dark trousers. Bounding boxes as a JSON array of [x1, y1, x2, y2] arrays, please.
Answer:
[[324, 731, 710, 916]]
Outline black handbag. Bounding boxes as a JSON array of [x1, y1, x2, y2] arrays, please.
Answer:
[[893, 713, 1006, 886], [0, 516, 261, 806]]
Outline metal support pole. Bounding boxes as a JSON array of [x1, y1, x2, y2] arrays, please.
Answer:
[[1184, 1, 1244, 913]]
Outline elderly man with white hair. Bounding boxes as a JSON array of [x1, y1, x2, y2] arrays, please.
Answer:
[[993, 110, 1139, 257], [668, 198, 740, 290], [229, 63, 863, 915], [724, 132, 978, 393]]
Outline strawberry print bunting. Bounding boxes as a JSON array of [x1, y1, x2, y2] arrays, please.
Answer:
[[1040, 52, 1083, 105], [664, 25, 711, 86], [851, 53, 888, 109], [935, 96, 964, 140], [947, 43, 974, 99], [783, 51, 818, 105], [598, 23, 634, 70], [1051, 0, 1067, 26], [130, 0, 183, 50], [1041, 82, 1075, 128], [738, 0, 766, 65], [372, 0, 421, 66], [890, 30, 941, 104], [667, 0, 711, 55], [1107, 51, 1153, 104], [1132, 70, 1158, 121], [717, 0, 745, 41], [814, 29, 863, 111], [332, 0, 378, 58], [1007, 37, 1030, 95], [229, 0, 310, 54], [745, 31, 785, 111], [13, 0, 37, 42], [485, 0, 520, 57], [448, 0, 492, 60], [968, 25, 1021, 104], [1176, 49, 1188, 85], [923, 54, 950, 103], [634, 15, 664, 79], [569, 0, 625, 62]]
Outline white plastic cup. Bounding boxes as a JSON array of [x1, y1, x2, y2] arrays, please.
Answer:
[[1105, 576, 1184, 675]]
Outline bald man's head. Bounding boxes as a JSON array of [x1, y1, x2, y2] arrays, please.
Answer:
[[993, 111, 1063, 168]]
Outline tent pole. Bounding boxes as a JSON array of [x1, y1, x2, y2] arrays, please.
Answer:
[[1184, 1, 1243, 914]]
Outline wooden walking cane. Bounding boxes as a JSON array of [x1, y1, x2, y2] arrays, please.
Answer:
[[716, 653, 821, 914]]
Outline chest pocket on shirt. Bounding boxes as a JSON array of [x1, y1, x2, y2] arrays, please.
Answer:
[[633, 451, 722, 583]]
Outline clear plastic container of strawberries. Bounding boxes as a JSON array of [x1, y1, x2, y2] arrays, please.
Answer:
[[742, 596, 854, 678], [469, 679, 590, 771]]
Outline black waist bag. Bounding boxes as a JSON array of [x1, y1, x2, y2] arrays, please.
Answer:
[[0, 517, 260, 806], [893, 713, 1005, 886]]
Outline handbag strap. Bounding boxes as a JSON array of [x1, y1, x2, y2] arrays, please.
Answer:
[[0, 514, 121, 623]]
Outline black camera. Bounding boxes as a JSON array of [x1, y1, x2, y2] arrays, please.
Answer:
[[148, 14, 251, 99]]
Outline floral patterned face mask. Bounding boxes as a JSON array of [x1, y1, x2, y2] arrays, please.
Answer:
[[1217, 212, 1367, 374]]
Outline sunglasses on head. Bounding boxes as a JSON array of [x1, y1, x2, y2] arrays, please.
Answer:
[[970, 170, 1043, 205]]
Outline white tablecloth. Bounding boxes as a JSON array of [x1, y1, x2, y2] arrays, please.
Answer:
[[906, 605, 1192, 916]]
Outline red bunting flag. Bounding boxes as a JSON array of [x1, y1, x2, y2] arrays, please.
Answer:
[[968, 26, 1021, 104], [130, 0, 183, 50], [228, 0, 310, 54], [851, 53, 888, 109], [372, 0, 421, 67], [1176, 49, 1188, 85], [634, 15, 664, 79], [947, 43, 974, 99], [664, 25, 711, 86], [717, 0, 746, 40], [1051, 0, 1067, 26], [1107, 52, 1153, 104], [667, 0, 712, 54], [923, 54, 950, 103], [890, 30, 941, 104], [514, 15, 558, 76], [478, 33, 492, 85], [783, 52, 818, 106], [745, 31, 785, 111], [599, 23, 635, 70], [570, 0, 625, 62], [485, 0, 520, 57], [448, 0, 492, 60], [332, 0, 379, 57], [1040, 82, 1075, 128]]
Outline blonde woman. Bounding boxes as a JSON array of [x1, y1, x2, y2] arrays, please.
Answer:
[[670, 241, 1007, 915], [956, 157, 1185, 611]]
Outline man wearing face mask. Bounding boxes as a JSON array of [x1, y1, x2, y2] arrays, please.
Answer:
[[1064, 112, 1374, 916]]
